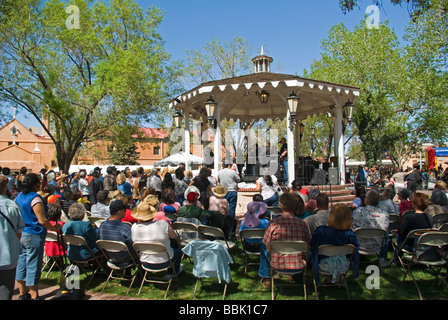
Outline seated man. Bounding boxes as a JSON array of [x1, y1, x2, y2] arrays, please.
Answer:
[[90, 190, 110, 219], [99, 200, 137, 267], [377, 188, 400, 215], [258, 193, 312, 289], [352, 189, 389, 266], [304, 193, 330, 234]]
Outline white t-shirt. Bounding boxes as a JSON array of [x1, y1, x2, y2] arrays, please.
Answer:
[[90, 202, 110, 219], [131, 220, 173, 264], [257, 175, 278, 200]]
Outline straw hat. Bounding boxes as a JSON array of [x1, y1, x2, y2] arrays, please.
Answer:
[[57, 174, 68, 181], [212, 184, 228, 197], [143, 194, 159, 206], [435, 180, 448, 191], [131, 201, 158, 222]]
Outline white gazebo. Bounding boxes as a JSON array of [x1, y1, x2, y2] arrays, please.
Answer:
[[169, 51, 360, 185]]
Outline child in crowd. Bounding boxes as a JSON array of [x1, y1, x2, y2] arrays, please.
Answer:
[[209, 184, 230, 215]]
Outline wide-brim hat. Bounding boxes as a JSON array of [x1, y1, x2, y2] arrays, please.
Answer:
[[57, 174, 68, 180], [143, 194, 159, 207], [184, 185, 201, 200], [212, 184, 228, 197], [244, 202, 268, 228], [436, 180, 448, 191], [131, 201, 158, 222]]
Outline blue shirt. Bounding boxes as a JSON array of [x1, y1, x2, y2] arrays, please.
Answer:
[[99, 219, 135, 260], [0, 195, 25, 267], [15, 192, 48, 235], [62, 220, 100, 261]]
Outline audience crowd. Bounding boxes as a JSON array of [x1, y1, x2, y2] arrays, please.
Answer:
[[0, 162, 447, 300]]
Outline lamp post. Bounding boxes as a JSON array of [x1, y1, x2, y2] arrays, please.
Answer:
[[204, 96, 217, 127], [173, 110, 183, 129], [287, 92, 300, 131]]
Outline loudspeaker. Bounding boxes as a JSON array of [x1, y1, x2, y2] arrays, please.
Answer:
[[310, 169, 326, 185], [328, 167, 339, 185]]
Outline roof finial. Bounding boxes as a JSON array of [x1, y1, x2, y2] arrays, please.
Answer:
[[261, 45, 264, 55]]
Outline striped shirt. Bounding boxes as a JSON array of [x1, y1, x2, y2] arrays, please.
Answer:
[[263, 213, 311, 270]]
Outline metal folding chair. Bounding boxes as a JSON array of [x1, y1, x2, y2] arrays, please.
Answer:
[[268, 240, 309, 300], [239, 228, 266, 275], [96, 240, 141, 295], [400, 231, 448, 300], [354, 228, 387, 269], [198, 225, 236, 261], [132, 242, 179, 298], [313, 244, 356, 300], [63, 234, 106, 290]]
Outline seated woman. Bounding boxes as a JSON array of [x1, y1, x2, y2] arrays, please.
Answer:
[[62, 202, 100, 262], [239, 201, 269, 252], [255, 175, 279, 207], [159, 188, 181, 213], [311, 204, 360, 285], [397, 192, 433, 252], [131, 200, 182, 278]]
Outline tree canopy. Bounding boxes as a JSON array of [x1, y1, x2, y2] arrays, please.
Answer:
[[0, 0, 181, 172]]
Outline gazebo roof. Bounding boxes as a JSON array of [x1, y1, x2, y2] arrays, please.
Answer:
[[169, 72, 360, 122]]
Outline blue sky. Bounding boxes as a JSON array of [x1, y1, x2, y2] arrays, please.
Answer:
[[9, 0, 412, 129]]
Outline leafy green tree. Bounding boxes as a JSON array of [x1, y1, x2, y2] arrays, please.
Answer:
[[184, 36, 252, 87], [0, 0, 181, 173], [305, 21, 413, 166]]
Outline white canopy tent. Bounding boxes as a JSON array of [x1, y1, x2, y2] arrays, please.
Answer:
[[153, 151, 204, 167]]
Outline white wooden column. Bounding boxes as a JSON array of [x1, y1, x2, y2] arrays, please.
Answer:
[[213, 106, 221, 176], [334, 103, 345, 185], [286, 111, 295, 187], [184, 111, 191, 171]]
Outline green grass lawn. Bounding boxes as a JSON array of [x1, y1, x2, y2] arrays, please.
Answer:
[[40, 244, 448, 301]]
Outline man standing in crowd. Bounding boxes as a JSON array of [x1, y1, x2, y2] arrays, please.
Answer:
[[218, 162, 241, 219]]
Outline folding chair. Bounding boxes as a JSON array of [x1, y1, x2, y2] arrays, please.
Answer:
[[268, 240, 309, 300], [313, 244, 356, 300], [164, 211, 178, 221], [439, 223, 448, 232], [432, 213, 448, 229], [400, 231, 448, 300], [96, 240, 141, 295], [392, 228, 435, 269], [267, 206, 282, 219], [43, 231, 66, 279], [88, 216, 106, 228], [198, 225, 236, 261], [182, 240, 233, 300], [239, 228, 266, 275], [132, 242, 179, 298], [354, 228, 387, 269], [172, 221, 200, 248], [62, 234, 106, 290]]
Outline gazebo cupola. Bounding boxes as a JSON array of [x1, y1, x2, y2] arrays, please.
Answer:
[[252, 47, 273, 73]]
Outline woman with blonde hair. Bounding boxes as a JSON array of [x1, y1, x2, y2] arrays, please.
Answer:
[[116, 172, 132, 200], [310, 204, 360, 285]]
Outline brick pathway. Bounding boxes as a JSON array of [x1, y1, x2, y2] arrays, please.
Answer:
[[12, 283, 146, 300]]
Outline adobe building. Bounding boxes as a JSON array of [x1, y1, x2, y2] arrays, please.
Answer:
[[0, 118, 56, 172]]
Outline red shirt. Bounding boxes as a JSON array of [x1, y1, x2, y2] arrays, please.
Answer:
[[399, 201, 413, 216], [263, 213, 311, 270]]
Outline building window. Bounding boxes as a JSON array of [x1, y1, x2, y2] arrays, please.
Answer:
[[153, 146, 160, 156], [51, 160, 57, 167]]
